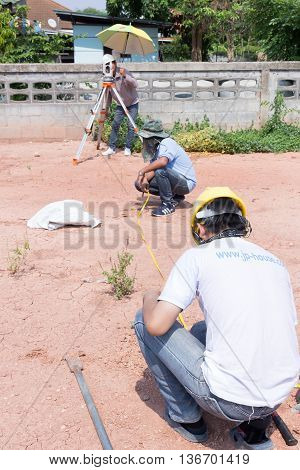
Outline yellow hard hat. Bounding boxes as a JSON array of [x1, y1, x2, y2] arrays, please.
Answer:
[[191, 187, 247, 242]]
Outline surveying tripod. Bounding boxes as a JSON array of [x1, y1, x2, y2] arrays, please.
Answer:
[[72, 64, 139, 166]]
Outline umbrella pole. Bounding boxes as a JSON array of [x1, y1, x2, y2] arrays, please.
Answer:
[[124, 33, 129, 60]]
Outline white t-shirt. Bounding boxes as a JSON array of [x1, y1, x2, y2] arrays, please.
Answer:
[[158, 237, 300, 407]]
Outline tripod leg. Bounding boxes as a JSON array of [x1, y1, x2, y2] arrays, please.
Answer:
[[111, 87, 141, 142], [73, 88, 107, 166], [96, 92, 108, 151]]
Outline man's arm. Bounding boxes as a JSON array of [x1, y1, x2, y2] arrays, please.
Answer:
[[143, 290, 182, 336], [137, 157, 168, 186], [142, 250, 198, 335], [119, 68, 138, 88]]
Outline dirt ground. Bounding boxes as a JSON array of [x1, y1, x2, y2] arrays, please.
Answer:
[[0, 140, 299, 451]]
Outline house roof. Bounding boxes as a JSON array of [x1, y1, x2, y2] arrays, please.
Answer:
[[26, 0, 72, 31], [54, 11, 170, 29]]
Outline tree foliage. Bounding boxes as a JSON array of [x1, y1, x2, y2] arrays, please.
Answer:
[[76, 8, 107, 16], [107, 0, 300, 61], [174, 0, 216, 61], [246, 0, 300, 60], [211, 1, 251, 61], [107, 0, 174, 22], [0, 5, 73, 63]]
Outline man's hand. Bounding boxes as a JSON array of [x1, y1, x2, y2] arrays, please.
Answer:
[[140, 180, 149, 192], [135, 174, 148, 193], [137, 170, 144, 183]]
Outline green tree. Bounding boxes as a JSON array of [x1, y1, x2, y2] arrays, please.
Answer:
[[107, 0, 174, 22], [0, 4, 17, 57], [76, 7, 107, 16], [212, 0, 250, 61], [0, 5, 73, 63], [246, 0, 300, 60], [175, 0, 216, 61]]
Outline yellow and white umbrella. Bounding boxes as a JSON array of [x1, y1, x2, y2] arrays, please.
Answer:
[[97, 24, 155, 56]]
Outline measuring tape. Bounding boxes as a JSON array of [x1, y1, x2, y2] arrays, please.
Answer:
[[137, 191, 187, 329]]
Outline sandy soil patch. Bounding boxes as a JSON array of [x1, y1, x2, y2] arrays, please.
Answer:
[[0, 141, 299, 450]]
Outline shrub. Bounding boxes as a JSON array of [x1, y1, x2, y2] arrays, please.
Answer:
[[168, 94, 300, 154], [102, 250, 135, 300], [174, 127, 224, 153], [160, 36, 191, 62], [7, 240, 30, 275]]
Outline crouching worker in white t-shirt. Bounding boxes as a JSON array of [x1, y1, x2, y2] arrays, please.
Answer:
[[134, 187, 300, 450]]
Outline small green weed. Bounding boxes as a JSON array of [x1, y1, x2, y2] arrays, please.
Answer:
[[102, 250, 135, 300], [7, 240, 30, 275]]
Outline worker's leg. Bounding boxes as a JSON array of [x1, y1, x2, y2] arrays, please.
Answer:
[[134, 310, 239, 425], [134, 310, 203, 423], [109, 105, 125, 151], [151, 168, 190, 204], [190, 321, 207, 346], [125, 103, 139, 151]]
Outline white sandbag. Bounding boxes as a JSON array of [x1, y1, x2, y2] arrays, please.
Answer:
[[27, 200, 101, 231]]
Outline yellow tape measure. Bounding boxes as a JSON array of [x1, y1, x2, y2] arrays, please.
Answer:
[[137, 191, 187, 329]]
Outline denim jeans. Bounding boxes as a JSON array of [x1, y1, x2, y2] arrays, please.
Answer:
[[109, 103, 139, 151], [134, 310, 277, 424], [148, 167, 191, 204]]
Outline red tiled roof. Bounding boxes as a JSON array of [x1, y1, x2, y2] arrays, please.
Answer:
[[26, 0, 72, 30]]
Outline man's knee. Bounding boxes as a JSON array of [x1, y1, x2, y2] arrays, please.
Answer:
[[112, 119, 122, 130], [155, 168, 167, 177], [134, 309, 145, 337], [134, 308, 144, 324]]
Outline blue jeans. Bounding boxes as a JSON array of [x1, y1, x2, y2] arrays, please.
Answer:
[[134, 310, 276, 424], [109, 103, 139, 151], [149, 168, 191, 204]]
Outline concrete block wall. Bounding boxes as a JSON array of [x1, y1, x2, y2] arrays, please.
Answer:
[[0, 62, 299, 141]]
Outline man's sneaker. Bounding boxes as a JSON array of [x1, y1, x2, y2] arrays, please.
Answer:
[[152, 202, 175, 217], [172, 195, 185, 207], [124, 147, 131, 156], [164, 411, 208, 443], [230, 426, 274, 450], [102, 147, 115, 157]]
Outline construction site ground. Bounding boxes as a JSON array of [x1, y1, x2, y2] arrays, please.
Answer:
[[0, 141, 299, 450]]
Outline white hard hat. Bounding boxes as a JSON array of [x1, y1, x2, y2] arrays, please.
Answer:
[[102, 54, 116, 64]]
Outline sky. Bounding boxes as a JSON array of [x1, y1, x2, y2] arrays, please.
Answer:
[[57, 0, 106, 12]]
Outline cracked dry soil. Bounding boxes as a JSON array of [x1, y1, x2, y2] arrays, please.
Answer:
[[0, 141, 299, 450]]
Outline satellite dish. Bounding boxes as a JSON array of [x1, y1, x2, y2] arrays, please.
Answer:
[[48, 18, 57, 29]]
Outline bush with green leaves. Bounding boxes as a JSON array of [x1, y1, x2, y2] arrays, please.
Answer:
[[160, 36, 191, 62], [174, 127, 224, 153], [102, 250, 135, 300], [93, 102, 145, 152], [170, 93, 300, 154]]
